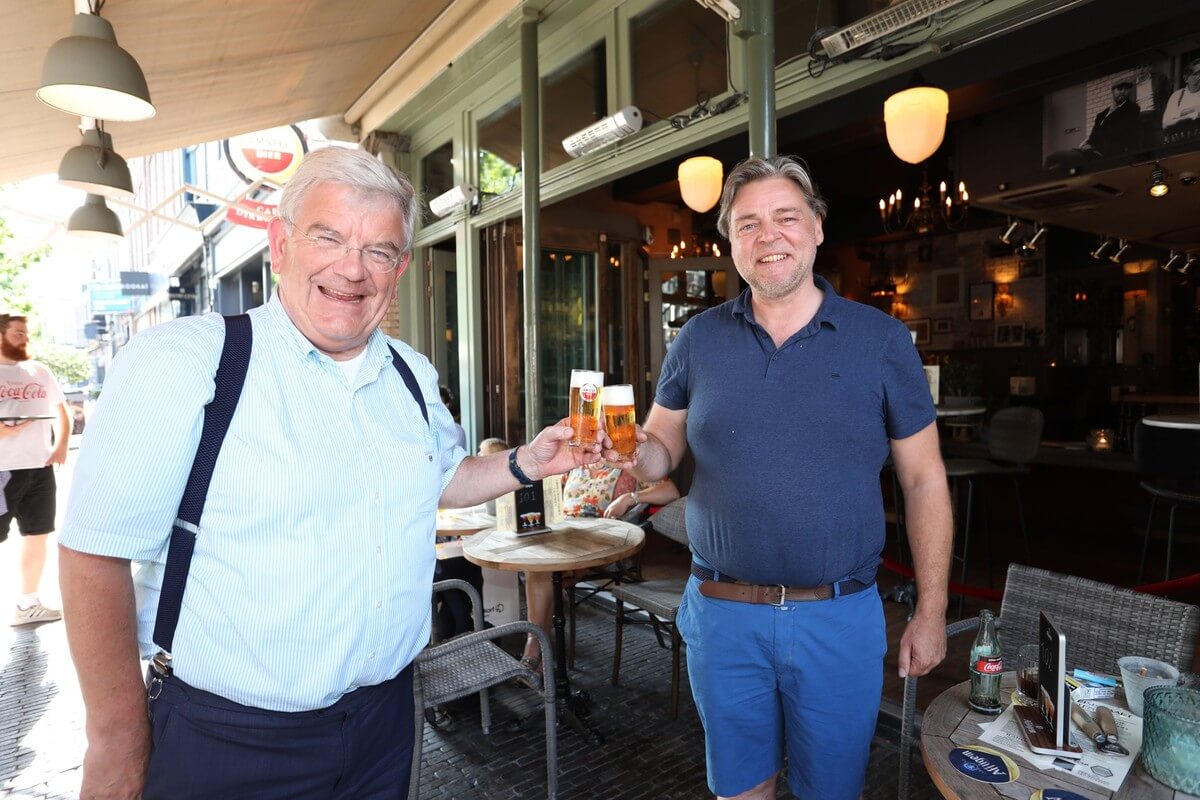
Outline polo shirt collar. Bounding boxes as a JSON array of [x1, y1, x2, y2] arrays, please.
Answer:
[[264, 293, 392, 372], [731, 272, 844, 332]]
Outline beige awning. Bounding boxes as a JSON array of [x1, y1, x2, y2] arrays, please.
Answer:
[[0, 0, 520, 184]]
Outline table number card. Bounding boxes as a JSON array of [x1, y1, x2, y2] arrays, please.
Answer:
[[496, 477, 563, 535]]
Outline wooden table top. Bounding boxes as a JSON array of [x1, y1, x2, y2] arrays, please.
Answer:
[[920, 675, 1189, 799], [435, 506, 496, 538], [462, 518, 644, 574]]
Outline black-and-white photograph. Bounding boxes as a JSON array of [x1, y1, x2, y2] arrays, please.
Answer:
[[1162, 49, 1200, 147], [933, 318, 953, 335], [1043, 62, 1170, 170]]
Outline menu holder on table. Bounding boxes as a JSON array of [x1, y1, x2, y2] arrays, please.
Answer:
[[495, 477, 563, 536], [1014, 612, 1083, 759]]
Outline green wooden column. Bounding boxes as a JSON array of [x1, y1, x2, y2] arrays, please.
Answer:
[[521, 10, 543, 439], [735, 0, 776, 159]]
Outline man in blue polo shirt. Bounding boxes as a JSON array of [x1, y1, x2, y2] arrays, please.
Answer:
[[620, 156, 952, 800]]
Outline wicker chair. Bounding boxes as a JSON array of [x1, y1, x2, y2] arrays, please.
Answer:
[[897, 563, 1200, 800], [409, 579, 558, 799], [610, 497, 690, 719]]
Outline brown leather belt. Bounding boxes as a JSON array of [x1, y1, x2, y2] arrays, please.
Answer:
[[691, 563, 871, 606]]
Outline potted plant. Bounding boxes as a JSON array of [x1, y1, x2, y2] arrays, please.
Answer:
[[939, 356, 982, 407]]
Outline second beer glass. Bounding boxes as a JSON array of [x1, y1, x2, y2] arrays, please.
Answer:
[[568, 369, 604, 447], [602, 384, 637, 459]]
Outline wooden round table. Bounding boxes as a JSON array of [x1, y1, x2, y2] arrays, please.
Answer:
[[920, 674, 1186, 798], [463, 518, 644, 743]]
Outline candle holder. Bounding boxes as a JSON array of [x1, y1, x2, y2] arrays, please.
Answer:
[[1088, 428, 1114, 452]]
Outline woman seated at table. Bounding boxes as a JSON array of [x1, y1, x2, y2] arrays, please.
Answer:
[[519, 463, 680, 678]]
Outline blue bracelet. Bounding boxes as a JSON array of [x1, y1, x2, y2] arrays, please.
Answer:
[[508, 446, 535, 486]]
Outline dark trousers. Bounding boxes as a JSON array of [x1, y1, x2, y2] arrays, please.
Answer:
[[143, 664, 414, 800]]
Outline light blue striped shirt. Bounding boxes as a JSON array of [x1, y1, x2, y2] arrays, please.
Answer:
[[61, 296, 466, 711]]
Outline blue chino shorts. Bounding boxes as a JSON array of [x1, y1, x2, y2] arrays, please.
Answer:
[[675, 557, 886, 799]]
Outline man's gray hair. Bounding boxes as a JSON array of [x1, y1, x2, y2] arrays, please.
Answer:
[[278, 148, 419, 252], [716, 155, 828, 239]]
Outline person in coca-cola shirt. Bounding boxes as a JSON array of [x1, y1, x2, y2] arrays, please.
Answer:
[[0, 313, 70, 626]]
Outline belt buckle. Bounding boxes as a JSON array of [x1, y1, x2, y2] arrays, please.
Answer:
[[772, 584, 787, 606]]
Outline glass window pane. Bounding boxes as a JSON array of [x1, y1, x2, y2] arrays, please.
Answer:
[[478, 98, 523, 196], [539, 250, 597, 427], [632, 0, 727, 119], [543, 43, 608, 171], [421, 142, 454, 204]]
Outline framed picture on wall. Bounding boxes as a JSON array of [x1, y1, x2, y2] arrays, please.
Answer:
[[906, 318, 931, 346], [995, 322, 1026, 347], [932, 269, 964, 309], [969, 282, 995, 320], [933, 318, 953, 334], [1018, 256, 1044, 278]]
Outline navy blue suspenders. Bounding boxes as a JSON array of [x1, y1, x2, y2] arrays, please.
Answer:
[[150, 315, 429, 675]]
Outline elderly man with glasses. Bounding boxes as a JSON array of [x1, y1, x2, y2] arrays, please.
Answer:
[[59, 147, 600, 800]]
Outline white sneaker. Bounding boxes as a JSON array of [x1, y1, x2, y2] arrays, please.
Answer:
[[10, 602, 63, 626]]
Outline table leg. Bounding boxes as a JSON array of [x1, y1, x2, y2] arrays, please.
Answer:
[[551, 571, 604, 744]]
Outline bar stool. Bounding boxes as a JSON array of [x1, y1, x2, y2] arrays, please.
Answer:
[[1133, 420, 1200, 583], [942, 407, 1043, 616]]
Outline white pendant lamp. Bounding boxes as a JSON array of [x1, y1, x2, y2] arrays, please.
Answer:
[[38, 12, 155, 121], [678, 156, 723, 213], [67, 194, 124, 241], [883, 86, 948, 165], [57, 127, 134, 198]]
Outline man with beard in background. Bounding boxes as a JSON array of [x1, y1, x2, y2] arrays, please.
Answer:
[[0, 313, 71, 625]]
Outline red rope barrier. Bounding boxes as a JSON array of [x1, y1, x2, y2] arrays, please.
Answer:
[[880, 556, 1003, 601], [880, 555, 1200, 600], [1132, 571, 1200, 595]]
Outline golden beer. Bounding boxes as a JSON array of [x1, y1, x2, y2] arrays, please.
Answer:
[[602, 384, 637, 459], [568, 369, 604, 446]]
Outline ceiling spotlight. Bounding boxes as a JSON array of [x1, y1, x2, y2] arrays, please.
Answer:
[[67, 193, 123, 241], [1162, 251, 1183, 271], [38, 12, 155, 121], [1182, 254, 1197, 275], [1000, 219, 1022, 245], [1109, 238, 1131, 263], [1090, 238, 1115, 260], [1024, 225, 1047, 252], [1148, 163, 1169, 198], [57, 126, 133, 198]]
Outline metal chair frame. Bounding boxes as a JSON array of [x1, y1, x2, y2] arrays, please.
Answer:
[[410, 579, 558, 799]]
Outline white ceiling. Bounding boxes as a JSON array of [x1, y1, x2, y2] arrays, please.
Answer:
[[0, 0, 520, 184]]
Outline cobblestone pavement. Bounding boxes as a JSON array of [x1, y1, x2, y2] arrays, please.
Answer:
[[2, 593, 939, 799]]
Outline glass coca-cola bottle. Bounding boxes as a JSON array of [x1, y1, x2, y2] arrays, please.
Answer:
[[969, 609, 1003, 714]]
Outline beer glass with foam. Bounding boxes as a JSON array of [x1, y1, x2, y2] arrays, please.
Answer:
[[568, 369, 604, 447], [602, 384, 637, 459]]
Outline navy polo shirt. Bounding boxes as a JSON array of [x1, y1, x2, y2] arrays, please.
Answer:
[[655, 274, 935, 587]]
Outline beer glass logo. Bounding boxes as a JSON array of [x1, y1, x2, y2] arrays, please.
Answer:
[[580, 383, 598, 401]]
